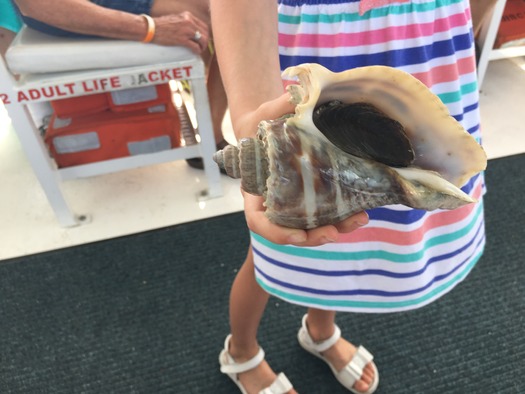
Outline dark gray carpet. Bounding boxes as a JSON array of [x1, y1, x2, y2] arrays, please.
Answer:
[[1, 154, 524, 394]]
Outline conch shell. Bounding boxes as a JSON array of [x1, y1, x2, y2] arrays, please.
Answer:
[[214, 63, 487, 229]]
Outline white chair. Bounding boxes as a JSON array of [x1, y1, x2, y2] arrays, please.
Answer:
[[0, 26, 222, 227], [476, 0, 525, 89]]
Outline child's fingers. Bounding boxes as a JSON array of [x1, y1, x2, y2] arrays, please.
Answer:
[[242, 192, 308, 244], [334, 211, 369, 233], [242, 191, 365, 246]]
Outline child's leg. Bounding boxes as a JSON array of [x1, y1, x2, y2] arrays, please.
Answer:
[[228, 246, 269, 357], [306, 308, 376, 393], [226, 246, 297, 393]]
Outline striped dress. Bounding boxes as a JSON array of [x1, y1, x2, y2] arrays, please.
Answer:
[[251, 0, 485, 313]]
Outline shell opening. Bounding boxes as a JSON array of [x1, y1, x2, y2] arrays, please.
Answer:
[[312, 100, 415, 167]]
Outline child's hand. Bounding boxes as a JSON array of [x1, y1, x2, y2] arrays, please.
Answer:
[[232, 92, 296, 139], [242, 191, 368, 246]]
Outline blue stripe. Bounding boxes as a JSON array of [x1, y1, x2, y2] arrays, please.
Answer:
[[279, 33, 473, 71], [367, 207, 426, 224], [451, 102, 480, 124], [255, 232, 485, 297], [462, 172, 482, 191], [279, 0, 466, 21], [253, 218, 484, 279], [463, 102, 479, 116]]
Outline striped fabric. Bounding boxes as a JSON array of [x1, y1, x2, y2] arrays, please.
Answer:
[[252, 0, 486, 313]]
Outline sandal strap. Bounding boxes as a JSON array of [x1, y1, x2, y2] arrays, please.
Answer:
[[220, 334, 266, 375], [337, 345, 375, 388], [300, 314, 341, 353], [259, 372, 293, 394]]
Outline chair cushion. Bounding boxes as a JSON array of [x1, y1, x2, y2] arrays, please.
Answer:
[[6, 26, 198, 74]]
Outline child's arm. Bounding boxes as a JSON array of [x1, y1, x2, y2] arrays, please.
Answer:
[[211, 0, 368, 245]]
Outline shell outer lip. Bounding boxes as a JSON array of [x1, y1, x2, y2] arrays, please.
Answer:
[[282, 63, 487, 188]]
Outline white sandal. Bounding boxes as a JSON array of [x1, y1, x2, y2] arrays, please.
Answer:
[[219, 334, 294, 394], [297, 314, 379, 394]]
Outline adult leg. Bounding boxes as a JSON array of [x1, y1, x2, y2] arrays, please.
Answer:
[[151, 0, 227, 144], [226, 246, 297, 394], [206, 53, 228, 143], [150, 0, 210, 26], [306, 308, 376, 393]]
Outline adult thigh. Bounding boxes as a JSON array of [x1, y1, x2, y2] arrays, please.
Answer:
[[150, 0, 210, 26]]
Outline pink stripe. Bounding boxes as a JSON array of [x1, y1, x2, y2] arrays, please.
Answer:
[[282, 56, 475, 89], [411, 56, 477, 87], [279, 13, 469, 48], [337, 182, 483, 246], [282, 56, 476, 88]]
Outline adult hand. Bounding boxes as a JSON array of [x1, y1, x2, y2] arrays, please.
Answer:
[[236, 93, 369, 247], [152, 11, 209, 54]]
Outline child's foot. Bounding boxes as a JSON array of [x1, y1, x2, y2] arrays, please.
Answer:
[[220, 335, 296, 394], [298, 315, 378, 394], [233, 356, 297, 394], [318, 337, 376, 393]]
